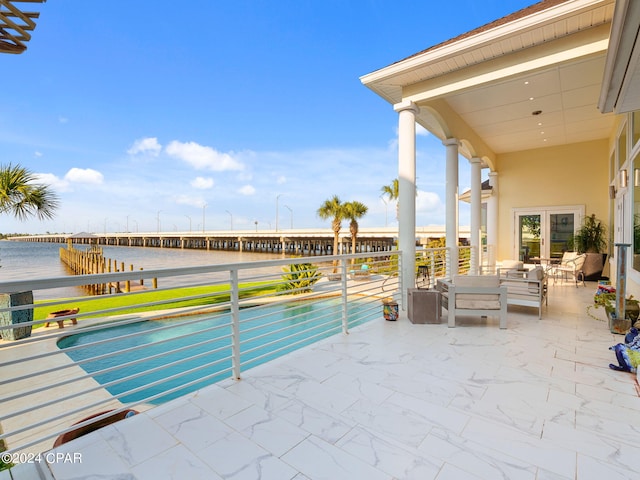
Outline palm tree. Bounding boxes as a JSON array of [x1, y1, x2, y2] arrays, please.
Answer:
[[0, 163, 59, 221], [343, 201, 368, 264], [317, 195, 345, 272], [381, 178, 399, 221]]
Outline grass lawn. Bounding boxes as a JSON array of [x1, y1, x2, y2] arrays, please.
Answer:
[[33, 281, 279, 326]]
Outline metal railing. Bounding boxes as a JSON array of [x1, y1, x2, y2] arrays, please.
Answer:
[[413, 246, 474, 288], [0, 251, 402, 456]]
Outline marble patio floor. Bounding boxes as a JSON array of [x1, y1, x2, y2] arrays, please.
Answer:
[[5, 281, 640, 480]]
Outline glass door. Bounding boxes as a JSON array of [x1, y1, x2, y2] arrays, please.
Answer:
[[514, 206, 585, 261], [549, 213, 575, 259], [518, 214, 541, 262]]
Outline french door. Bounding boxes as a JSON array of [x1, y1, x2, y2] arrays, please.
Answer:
[[514, 206, 585, 262]]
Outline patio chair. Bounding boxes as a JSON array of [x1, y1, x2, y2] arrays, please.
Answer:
[[551, 252, 586, 286], [349, 263, 371, 280], [498, 266, 548, 318], [437, 275, 508, 329]]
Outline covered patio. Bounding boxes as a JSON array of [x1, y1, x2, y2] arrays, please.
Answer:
[[360, 0, 626, 300], [8, 282, 639, 480]]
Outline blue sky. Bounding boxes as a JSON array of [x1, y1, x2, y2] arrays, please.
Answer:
[[1, 0, 533, 234]]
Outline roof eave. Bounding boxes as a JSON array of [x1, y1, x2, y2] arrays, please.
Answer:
[[598, 0, 640, 113], [361, 0, 607, 104]]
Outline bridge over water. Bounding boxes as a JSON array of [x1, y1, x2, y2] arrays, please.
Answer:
[[11, 226, 470, 256]]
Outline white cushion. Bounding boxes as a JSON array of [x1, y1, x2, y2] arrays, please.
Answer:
[[527, 266, 544, 281], [453, 275, 501, 309], [574, 254, 586, 270], [560, 252, 578, 266], [453, 275, 499, 288], [500, 260, 523, 270], [456, 298, 501, 309]]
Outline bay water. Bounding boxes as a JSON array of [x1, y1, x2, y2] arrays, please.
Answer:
[[0, 240, 287, 300]]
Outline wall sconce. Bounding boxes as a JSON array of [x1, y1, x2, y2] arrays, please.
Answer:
[[619, 169, 628, 188], [634, 168, 640, 187]]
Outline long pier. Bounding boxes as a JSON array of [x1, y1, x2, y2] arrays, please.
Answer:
[[10, 227, 470, 255], [59, 242, 156, 294], [11, 228, 396, 255]]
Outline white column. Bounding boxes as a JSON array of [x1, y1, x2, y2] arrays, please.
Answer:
[[394, 100, 419, 303], [487, 171, 499, 266], [470, 158, 482, 274], [444, 138, 459, 278]]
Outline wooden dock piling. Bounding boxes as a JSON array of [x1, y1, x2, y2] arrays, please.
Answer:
[[59, 242, 156, 295]]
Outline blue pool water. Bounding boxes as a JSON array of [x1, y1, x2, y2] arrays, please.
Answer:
[[58, 298, 375, 405]]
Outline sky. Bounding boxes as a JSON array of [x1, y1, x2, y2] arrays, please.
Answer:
[[1, 0, 534, 234]]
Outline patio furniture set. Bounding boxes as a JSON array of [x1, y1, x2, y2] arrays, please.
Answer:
[[434, 252, 587, 328]]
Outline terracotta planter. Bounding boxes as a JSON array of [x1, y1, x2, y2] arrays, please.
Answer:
[[53, 409, 137, 447], [582, 253, 607, 281], [606, 308, 633, 335]]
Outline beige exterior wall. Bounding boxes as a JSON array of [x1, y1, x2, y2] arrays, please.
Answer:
[[494, 139, 609, 261]]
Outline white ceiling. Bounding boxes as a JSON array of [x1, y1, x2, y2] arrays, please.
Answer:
[[361, 0, 619, 157], [444, 53, 616, 153]]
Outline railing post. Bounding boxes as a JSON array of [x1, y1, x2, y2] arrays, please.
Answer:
[[470, 245, 477, 275], [398, 252, 404, 310], [430, 252, 436, 289], [230, 268, 241, 379], [341, 258, 349, 334], [615, 243, 630, 323]]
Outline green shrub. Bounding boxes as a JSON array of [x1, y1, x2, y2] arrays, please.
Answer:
[[278, 263, 322, 293], [0, 438, 12, 471]]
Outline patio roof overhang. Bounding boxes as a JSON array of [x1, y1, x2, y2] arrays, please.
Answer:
[[598, 0, 640, 114], [360, 0, 617, 167], [0, 0, 46, 54]]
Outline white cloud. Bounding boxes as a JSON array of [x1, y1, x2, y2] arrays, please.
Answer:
[[34, 172, 70, 192], [191, 176, 214, 189], [34, 151, 43, 157], [174, 195, 205, 208], [236, 171, 253, 181], [416, 190, 442, 212], [276, 175, 286, 184], [128, 137, 162, 156], [64, 168, 104, 185], [238, 185, 256, 195], [58, 116, 69, 124], [165, 140, 244, 171]]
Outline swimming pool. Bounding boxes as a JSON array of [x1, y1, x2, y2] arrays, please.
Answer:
[[58, 297, 376, 405]]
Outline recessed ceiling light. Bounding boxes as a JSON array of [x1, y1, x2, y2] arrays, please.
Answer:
[[529, 97, 534, 101], [543, 139, 548, 142], [540, 131, 545, 134], [524, 81, 529, 85], [537, 122, 543, 126]]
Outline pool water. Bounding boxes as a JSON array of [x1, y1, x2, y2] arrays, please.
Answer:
[[58, 298, 375, 405]]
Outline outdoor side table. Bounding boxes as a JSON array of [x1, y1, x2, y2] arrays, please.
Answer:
[[408, 288, 441, 324]]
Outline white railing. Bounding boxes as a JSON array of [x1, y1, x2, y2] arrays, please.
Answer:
[[0, 251, 402, 457], [414, 246, 473, 287]]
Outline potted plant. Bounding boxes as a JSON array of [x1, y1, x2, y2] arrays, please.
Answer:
[[382, 297, 399, 321], [588, 290, 639, 334], [571, 214, 607, 280]]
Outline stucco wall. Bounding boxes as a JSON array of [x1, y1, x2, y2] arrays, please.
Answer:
[[494, 139, 609, 261]]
